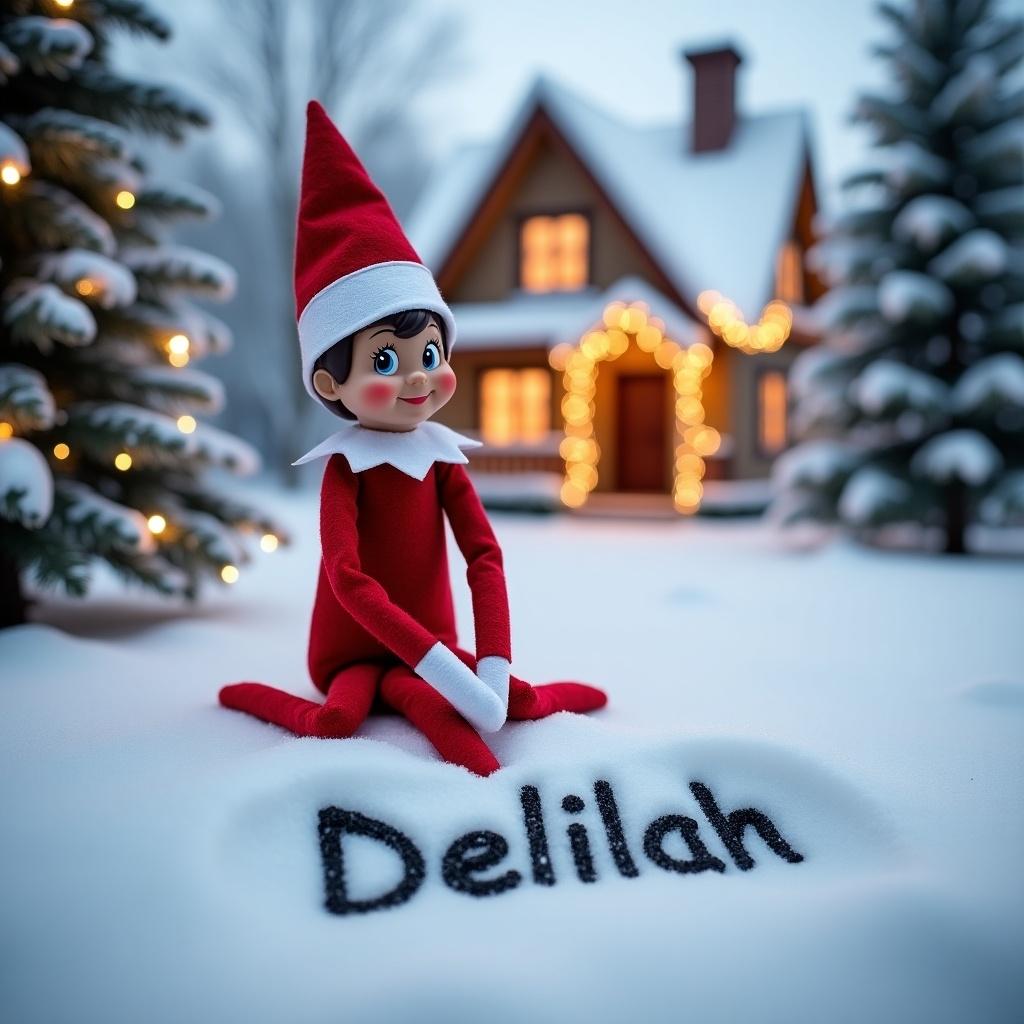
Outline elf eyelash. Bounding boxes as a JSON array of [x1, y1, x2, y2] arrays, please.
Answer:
[[371, 343, 396, 362]]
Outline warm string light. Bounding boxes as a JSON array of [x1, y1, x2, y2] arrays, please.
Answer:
[[1, 162, 23, 186], [54, 0, 75, 8], [259, 533, 279, 553], [114, 451, 132, 471], [75, 279, 96, 297], [52, 442, 70, 460], [697, 291, 792, 355], [147, 514, 167, 535], [672, 342, 717, 513], [115, 189, 136, 210], [0, 421, 13, 440], [220, 564, 239, 584], [551, 301, 719, 514], [167, 333, 190, 368], [176, 414, 196, 434]]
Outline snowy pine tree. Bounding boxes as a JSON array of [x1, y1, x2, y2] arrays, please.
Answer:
[[0, 0, 286, 626], [774, 0, 1024, 554]]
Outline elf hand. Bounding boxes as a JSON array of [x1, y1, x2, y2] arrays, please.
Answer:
[[414, 642, 507, 733], [475, 656, 510, 710]]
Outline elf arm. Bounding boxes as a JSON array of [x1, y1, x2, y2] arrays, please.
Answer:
[[320, 455, 504, 732], [437, 462, 512, 704]]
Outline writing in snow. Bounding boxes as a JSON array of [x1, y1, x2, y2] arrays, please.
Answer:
[[317, 778, 805, 916]]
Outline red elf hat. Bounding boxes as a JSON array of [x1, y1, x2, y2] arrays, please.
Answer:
[[294, 101, 456, 399]]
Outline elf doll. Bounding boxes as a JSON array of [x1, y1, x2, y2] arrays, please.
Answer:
[[219, 102, 607, 776]]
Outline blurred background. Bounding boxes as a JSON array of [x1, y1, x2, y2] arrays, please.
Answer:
[[116, 0, 889, 482], [0, 0, 1021, 622]]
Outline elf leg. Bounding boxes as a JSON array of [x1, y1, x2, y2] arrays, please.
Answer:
[[379, 664, 501, 777], [452, 646, 608, 721], [219, 661, 383, 739]]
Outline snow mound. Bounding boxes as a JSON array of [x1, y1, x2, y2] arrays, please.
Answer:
[[208, 721, 898, 923], [1, 502, 1021, 1023], [911, 430, 1003, 486]]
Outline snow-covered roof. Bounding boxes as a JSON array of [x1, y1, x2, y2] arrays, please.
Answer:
[[452, 276, 701, 352], [407, 76, 811, 322]]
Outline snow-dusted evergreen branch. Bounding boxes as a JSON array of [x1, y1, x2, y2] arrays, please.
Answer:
[[122, 246, 236, 302], [3, 180, 116, 255], [3, 281, 97, 349], [59, 64, 211, 140], [0, 364, 57, 432], [1, 17, 93, 79], [83, 0, 173, 42], [51, 480, 153, 555], [0, 1, 286, 612], [774, 0, 1024, 553]]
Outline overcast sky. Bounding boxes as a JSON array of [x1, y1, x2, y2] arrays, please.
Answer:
[[126, 0, 896, 210], [417, 0, 889, 207]]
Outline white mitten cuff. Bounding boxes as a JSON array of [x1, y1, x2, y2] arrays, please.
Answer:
[[476, 656, 511, 709], [414, 643, 507, 733]]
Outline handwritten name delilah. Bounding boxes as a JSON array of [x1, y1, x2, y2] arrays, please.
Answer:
[[317, 779, 805, 915]]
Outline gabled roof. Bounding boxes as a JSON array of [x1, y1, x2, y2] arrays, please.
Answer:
[[406, 76, 812, 322], [451, 276, 700, 352]]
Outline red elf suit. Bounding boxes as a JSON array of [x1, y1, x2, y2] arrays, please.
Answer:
[[219, 102, 606, 776]]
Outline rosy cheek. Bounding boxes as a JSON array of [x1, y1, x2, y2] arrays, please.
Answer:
[[436, 368, 457, 398], [361, 381, 396, 407]]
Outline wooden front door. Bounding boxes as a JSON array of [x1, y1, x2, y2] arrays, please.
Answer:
[[616, 374, 667, 492]]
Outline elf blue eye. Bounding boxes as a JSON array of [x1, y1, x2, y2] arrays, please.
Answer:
[[373, 347, 399, 376], [423, 341, 441, 370]]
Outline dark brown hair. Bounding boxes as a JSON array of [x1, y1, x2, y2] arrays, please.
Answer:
[[312, 309, 448, 419]]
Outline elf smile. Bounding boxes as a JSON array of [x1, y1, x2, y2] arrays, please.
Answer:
[[399, 391, 434, 405]]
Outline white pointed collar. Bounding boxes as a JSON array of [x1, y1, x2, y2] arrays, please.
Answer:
[[293, 419, 483, 481]]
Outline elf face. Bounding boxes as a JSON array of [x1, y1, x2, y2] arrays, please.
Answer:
[[312, 317, 457, 432]]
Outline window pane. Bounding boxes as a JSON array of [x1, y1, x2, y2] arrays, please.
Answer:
[[759, 371, 788, 454], [557, 213, 587, 249], [480, 368, 551, 445], [518, 368, 551, 442], [522, 216, 552, 251], [520, 213, 589, 293], [481, 369, 519, 445]]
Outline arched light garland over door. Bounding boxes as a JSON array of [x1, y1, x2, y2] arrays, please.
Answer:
[[550, 301, 718, 514]]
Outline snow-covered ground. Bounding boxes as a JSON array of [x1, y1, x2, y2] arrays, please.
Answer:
[[2, 486, 1022, 1024]]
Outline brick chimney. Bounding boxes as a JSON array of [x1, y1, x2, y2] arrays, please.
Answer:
[[683, 43, 744, 153]]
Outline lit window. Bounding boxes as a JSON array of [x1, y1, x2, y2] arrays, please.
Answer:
[[519, 213, 589, 293], [776, 240, 804, 303], [758, 371, 788, 454], [480, 368, 551, 445]]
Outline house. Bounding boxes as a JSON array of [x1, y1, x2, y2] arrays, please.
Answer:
[[406, 43, 825, 514]]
